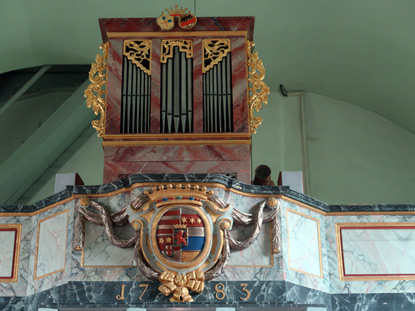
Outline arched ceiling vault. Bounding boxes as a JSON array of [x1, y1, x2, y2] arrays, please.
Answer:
[[1, 0, 414, 133]]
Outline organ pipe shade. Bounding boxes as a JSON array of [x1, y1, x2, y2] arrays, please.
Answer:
[[121, 55, 151, 134], [203, 53, 233, 132], [160, 46, 194, 133]]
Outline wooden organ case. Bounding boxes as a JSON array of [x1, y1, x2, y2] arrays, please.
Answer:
[[85, 15, 269, 184]]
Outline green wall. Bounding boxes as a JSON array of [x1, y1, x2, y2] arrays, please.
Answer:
[[252, 92, 415, 204]]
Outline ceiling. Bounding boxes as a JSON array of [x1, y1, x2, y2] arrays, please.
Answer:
[[1, 0, 414, 133]]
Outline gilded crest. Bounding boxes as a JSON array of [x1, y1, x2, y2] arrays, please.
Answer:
[[156, 4, 197, 30], [157, 12, 174, 30], [127, 184, 232, 301]]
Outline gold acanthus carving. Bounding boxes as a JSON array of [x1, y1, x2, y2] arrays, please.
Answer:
[[161, 40, 193, 63], [123, 40, 152, 75], [158, 268, 205, 302], [202, 39, 231, 73], [247, 41, 270, 134], [84, 43, 109, 137]]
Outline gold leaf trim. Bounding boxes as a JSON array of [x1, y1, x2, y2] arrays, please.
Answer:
[[123, 40, 152, 75], [161, 40, 193, 63], [202, 39, 231, 73], [247, 41, 270, 134], [84, 43, 109, 137]]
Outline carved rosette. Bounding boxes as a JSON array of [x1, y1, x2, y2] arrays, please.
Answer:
[[247, 41, 270, 134], [161, 40, 193, 63], [84, 43, 109, 137], [123, 40, 152, 75], [202, 39, 231, 73]]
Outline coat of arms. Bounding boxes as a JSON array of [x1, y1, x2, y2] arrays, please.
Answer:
[[127, 184, 232, 302], [75, 184, 280, 302], [156, 4, 197, 30]]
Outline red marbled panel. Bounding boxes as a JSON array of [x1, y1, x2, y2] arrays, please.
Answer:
[[193, 38, 203, 133], [231, 37, 249, 133], [99, 17, 255, 42], [104, 160, 251, 184], [104, 144, 250, 162], [106, 39, 123, 134], [150, 39, 161, 133]]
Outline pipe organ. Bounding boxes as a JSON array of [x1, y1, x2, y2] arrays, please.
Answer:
[[86, 15, 269, 184]]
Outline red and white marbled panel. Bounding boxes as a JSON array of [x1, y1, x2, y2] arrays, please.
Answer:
[[104, 144, 250, 162], [0, 227, 18, 280], [104, 160, 251, 184], [150, 39, 161, 133], [231, 37, 249, 133], [99, 18, 160, 42], [193, 38, 203, 133], [99, 17, 255, 42], [106, 39, 123, 134]]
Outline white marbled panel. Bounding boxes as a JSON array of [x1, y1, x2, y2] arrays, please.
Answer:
[[326, 214, 415, 294], [35, 210, 68, 279], [286, 209, 322, 278], [278, 199, 330, 292], [341, 227, 415, 275], [82, 221, 136, 267], [228, 222, 272, 267], [0, 230, 17, 278]]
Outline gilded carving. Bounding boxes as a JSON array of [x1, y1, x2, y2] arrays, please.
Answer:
[[75, 184, 280, 302], [159, 268, 204, 302], [84, 43, 109, 137], [156, 4, 197, 30], [161, 40, 193, 63], [123, 40, 152, 75], [247, 41, 270, 134], [202, 39, 231, 73]]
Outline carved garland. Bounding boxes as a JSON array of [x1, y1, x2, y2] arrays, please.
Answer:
[[84, 43, 109, 137], [123, 40, 152, 75], [202, 39, 231, 73], [247, 41, 270, 134], [74, 188, 281, 302], [161, 39, 193, 63]]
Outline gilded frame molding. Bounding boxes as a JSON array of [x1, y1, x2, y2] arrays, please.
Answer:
[[336, 222, 415, 281], [34, 209, 69, 280], [2, 186, 415, 218], [286, 209, 323, 278], [102, 132, 251, 140], [0, 182, 415, 217], [108, 31, 247, 39], [0, 224, 22, 283]]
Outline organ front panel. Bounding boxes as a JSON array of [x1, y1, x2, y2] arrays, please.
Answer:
[[88, 16, 267, 184]]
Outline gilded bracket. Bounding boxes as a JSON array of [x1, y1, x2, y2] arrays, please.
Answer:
[[161, 40, 193, 63], [202, 39, 231, 73], [84, 43, 109, 137], [124, 40, 152, 75], [247, 41, 270, 134]]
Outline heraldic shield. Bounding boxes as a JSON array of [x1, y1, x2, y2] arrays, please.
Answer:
[[126, 184, 233, 302]]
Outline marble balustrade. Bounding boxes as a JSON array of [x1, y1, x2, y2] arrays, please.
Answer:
[[1, 174, 415, 311]]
